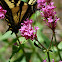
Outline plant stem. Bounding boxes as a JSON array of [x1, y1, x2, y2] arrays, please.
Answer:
[[47, 52, 50, 62], [15, 34, 28, 62], [57, 47, 62, 60], [47, 33, 54, 62], [54, 33, 62, 60], [15, 34, 20, 45], [48, 34, 53, 50], [35, 38, 47, 50], [21, 45, 29, 62], [29, 40, 43, 61]]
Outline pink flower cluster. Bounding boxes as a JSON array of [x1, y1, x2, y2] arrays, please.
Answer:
[[43, 59, 62, 62], [37, 0, 52, 9], [37, 0, 60, 32], [19, 18, 39, 41], [0, 5, 7, 19]]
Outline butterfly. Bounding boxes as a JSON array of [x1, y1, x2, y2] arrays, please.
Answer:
[[0, 0, 37, 34]]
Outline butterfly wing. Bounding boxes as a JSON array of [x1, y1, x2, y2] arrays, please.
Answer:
[[0, 0, 37, 34]]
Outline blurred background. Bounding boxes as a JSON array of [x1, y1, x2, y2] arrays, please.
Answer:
[[0, 0, 62, 62]]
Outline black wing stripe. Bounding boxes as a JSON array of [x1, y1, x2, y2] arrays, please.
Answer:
[[20, 1, 37, 24], [18, 1, 24, 22], [19, 5, 32, 24], [0, 0, 11, 11]]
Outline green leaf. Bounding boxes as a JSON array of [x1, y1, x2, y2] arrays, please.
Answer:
[[21, 57, 26, 62], [13, 54, 24, 62], [0, 31, 15, 41], [19, 37, 27, 44], [9, 45, 23, 59], [58, 41, 62, 49], [25, 53, 32, 62], [36, 23, 44, 43], [31, 53, 41, 62], [30, 11, 41, 21], [21, 0, 28, 2], [12, 45, 19, 54], [40, 32, 51, 48]]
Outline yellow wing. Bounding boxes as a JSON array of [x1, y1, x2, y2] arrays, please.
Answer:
[[11, 2, 28, 24]]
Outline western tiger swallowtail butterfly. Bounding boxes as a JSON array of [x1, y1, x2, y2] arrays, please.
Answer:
[[0, 0, 37, 34]]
